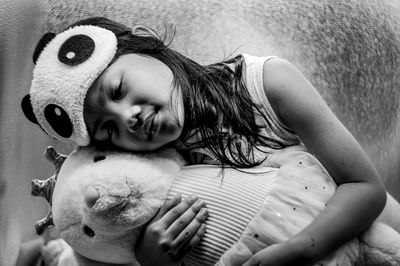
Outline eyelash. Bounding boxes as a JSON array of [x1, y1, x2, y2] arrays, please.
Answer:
[[110, 81, 124, 101]]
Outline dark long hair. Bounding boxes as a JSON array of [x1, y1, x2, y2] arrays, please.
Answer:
[[70, 17, 284, 168]]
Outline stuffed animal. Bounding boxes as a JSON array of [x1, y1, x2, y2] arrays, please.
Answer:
[[31, 146, 400, 266]]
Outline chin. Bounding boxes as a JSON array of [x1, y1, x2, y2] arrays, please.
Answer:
[[122, 142, 163, 152]]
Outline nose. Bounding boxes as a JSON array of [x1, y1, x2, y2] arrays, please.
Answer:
[[117, 105, 142, 132]]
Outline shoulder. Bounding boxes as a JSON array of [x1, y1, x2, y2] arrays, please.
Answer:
[[261, 57, 310, 116], [261, 57, 331, 130], [262, 57, 302, 96], [261, 56, 322, 105]]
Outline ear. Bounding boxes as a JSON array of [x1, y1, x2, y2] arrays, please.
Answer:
[[131, 25, 160, 38], [33, 32, 56, 64], [21, 94, 38, 124]]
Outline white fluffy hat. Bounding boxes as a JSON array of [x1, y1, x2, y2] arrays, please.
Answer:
[[22, 25, 118, 146]]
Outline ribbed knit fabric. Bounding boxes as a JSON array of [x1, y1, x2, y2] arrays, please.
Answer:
[[167, 165, 279, 265]]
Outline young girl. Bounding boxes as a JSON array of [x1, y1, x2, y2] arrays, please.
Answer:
[[22, 17, 386, 265]]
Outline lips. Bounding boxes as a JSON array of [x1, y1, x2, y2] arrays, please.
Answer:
[[143, 111, 158, 140]]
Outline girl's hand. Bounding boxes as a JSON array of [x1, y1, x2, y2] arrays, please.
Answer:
[[135, 193, 208, 266], [243, 243, 313, 266], [41, 238, 70, 266]]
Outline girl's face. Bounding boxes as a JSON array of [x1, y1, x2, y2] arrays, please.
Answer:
[[84, 54, 184, 151]]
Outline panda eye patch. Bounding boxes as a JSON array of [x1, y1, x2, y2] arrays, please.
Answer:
[[58, 34, 95, 66], [44, 104, 73, 138]]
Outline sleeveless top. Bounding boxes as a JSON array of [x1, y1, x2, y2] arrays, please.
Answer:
[[241, 53, 299, 149]]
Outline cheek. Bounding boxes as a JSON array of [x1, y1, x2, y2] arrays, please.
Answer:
[[170, 88, 184, 124], [159, 120, 183, 145]]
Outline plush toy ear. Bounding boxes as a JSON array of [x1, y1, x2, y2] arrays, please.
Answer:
[[21, 94, 38, 124], [33, 32, 56, 64]]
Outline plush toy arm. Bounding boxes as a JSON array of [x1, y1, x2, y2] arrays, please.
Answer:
[[358, 222, 400, 266]]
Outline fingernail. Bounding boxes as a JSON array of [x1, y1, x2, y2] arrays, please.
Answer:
[[189, 194, 198, 202], [199, 208, 208, 218], [173, 193, 182, 201], [193, 199, 205, 210], [201, 223, 207, 232]]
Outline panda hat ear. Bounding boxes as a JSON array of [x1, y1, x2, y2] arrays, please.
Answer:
[[131, 25, 160, 38], [21, 94, 38, 124], [33, 32, 56, 64]]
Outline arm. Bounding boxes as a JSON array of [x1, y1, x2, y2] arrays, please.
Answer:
[[246, 58, 386, 265]]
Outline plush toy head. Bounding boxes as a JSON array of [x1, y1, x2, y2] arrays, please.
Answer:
[[32, 146, 184, 264]]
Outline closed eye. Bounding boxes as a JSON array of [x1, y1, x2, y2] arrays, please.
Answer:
[[110, 80, 124, 101]]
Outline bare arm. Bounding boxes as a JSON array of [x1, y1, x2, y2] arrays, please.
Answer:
[[258, 58, 387, 263]]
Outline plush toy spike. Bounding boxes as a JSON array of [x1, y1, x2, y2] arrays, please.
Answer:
[[44, 146, 67, 176], [31, 175, 56, 235], [31, 174, 57, 204], [35, 212, 54, 235], [31, 146, 67, 235]]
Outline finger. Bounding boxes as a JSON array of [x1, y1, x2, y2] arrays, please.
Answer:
[[170, 207, 208, 249], [186, 222, 207, 248], [151, 193, 182, 222], [159, 194, 199, 228], [49, 255, 61, 266], [40, 246, 55, 259], [41, 249, 61, 266], [174, 223, 207, 261], [167, 199, 206, 237]]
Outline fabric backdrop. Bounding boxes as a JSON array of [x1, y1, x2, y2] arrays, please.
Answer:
[[1, 0, 400, 265]]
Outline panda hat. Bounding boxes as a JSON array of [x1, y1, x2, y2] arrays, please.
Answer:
[[21, 25, 118, 146]]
